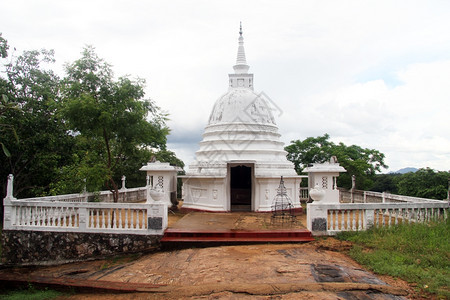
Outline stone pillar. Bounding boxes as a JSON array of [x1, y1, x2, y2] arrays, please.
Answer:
[[364, 209, 375, 229]]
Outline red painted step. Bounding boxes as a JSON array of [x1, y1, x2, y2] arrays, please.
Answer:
[[161, 228, 315, 243]]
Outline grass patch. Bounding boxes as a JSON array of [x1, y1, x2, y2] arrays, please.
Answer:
[[0, 283, 64, 300], [336, 218, 450, 298]]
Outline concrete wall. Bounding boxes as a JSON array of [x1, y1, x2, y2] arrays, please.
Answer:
[[1, 230, 161, 266]]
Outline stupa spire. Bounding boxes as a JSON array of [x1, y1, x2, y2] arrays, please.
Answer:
[[233, 22, 250, 74]]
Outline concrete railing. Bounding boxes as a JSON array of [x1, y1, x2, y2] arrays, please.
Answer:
[[3, 196, 167, 235], [339, 188, 444, 203], [307, 201, 449, 236], [299, 187, 309, 202], [13, 187, 147, 203], [3, 175, 166, 235]]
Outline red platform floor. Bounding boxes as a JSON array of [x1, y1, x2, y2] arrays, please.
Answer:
[[162, 211, 314, 243]]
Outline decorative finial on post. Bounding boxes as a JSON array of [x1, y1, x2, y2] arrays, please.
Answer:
[[351, 175, 356, 203], [351, 175, 356, 190], [83, 178, 87, 194], [121, 175, 127, 190], [6, 174, 15, 199]]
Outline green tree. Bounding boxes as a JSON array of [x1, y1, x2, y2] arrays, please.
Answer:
[[370, 173, 400, 193], [0, 33, 17, 157], [285, 134, 388, 190], [285, 133, 334, 173], [0, 43, 75, 198], [396, 168, 449, 200], [153, 149, 185, 169], [60, 46, 170, 201], [0, 33, 8, 59]]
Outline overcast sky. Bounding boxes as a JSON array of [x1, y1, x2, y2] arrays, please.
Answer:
[[2, 0, 450, 173]]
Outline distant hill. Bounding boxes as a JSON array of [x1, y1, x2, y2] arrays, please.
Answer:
[[389, 167, 418, 174]]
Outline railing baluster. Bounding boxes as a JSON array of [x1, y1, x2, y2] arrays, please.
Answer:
[[95, 209, 99, 228], [25, 207, 30, 225], [87, 209, 91, 228], [47, 207, 52, 226], [124, 208, 129, 229], [333, 210, 338, 230], [144, 209, 147, 228], [351, 210, 355, 230], [130, 209, 134, 229], [358, 210, 362, 230], [98, 209, 102, 228], [19, 207, 23, 225], [136, 210, 140, 229], [347, 209, 351, 229], [112, 209, 117, 229], [108, 209, 112, 229], [62, 207, 67, 227], [118, 208, 123, 229]]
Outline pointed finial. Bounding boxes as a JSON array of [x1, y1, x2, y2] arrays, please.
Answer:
[[233, 22, 250, 74]]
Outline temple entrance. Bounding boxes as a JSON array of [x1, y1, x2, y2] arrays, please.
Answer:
[[230, 165, 252, 211]]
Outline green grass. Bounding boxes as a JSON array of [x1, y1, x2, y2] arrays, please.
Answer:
[[0, 284, 63, 300], [336, 218, 450, 298]]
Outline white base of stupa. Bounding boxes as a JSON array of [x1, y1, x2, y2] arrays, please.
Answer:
[[181, 174, 303, 212]]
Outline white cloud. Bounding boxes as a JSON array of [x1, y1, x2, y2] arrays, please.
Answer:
[[284, 59, 450, 172], [2, 0, 450, 172]]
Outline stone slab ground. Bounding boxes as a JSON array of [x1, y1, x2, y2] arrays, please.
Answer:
[[0, 240, 412, 299]]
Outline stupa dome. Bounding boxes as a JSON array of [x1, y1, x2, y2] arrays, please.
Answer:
[[208, 88, 276, 125]]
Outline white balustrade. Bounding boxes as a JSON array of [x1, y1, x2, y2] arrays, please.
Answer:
[[308, 202, 448, 235], [11, 187, 147, 203], [299, 187, 309, 201], [339, 189, 445, 204], [3, 197, 167, 235]]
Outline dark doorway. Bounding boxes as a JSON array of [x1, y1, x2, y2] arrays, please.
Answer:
[[230, 165, 252, 211]]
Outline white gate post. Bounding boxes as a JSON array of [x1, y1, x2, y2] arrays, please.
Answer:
[[307, 202, 328, 235]]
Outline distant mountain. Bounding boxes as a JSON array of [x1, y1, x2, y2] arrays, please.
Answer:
[[389, 167, 418, 174]]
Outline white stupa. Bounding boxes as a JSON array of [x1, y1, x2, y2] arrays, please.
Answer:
[[181, 24, 302, 212]]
